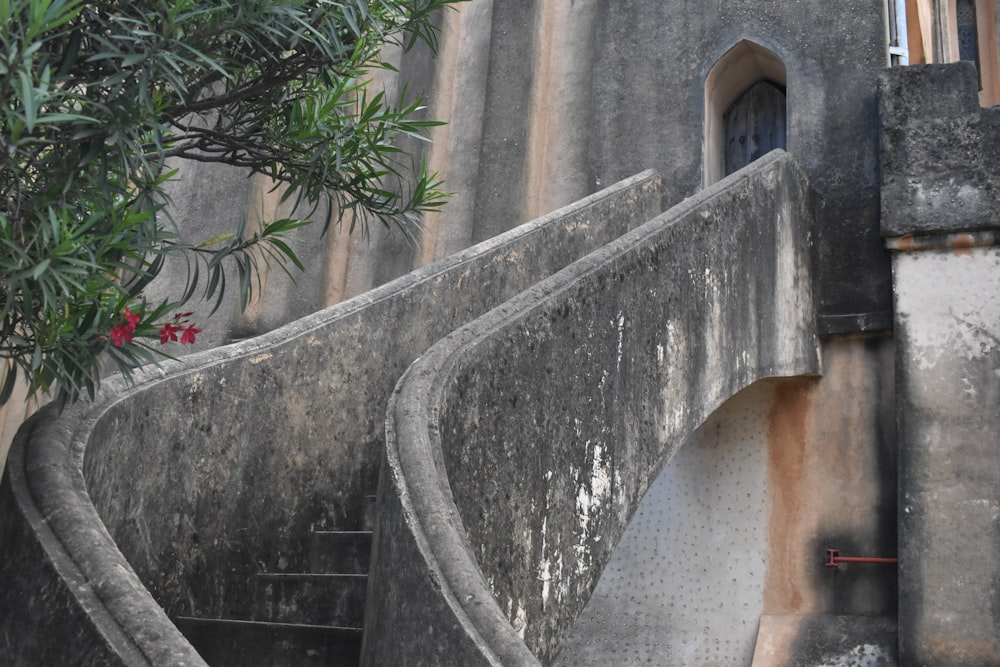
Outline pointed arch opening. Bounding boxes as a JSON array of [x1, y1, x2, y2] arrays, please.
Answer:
[[704, 41, 788, 186]]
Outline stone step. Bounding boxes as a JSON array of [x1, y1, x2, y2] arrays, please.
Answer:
[[307, 530, 372, 574], [254, 573, 368, 628], [307, 494, 377, 533], [173, 616, 362, 667]]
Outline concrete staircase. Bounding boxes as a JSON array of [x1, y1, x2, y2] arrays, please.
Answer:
[[173, 497, 376, 666]]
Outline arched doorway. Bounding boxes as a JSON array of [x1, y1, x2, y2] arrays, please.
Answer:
[[703, 41, 788, 186]]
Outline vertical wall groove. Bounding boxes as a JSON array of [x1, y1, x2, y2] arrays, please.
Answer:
[[522, 0, 598, 222], [470, 0, 538, 244], [419, 0, 496, 264]]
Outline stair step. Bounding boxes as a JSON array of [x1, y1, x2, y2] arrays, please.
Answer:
[[308, 530, 372, 574], [255, 573, 368, 627], [173, 616, 361, 667], [307, 494, 377, 533]]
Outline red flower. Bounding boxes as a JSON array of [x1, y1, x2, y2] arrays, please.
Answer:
[[109, 307, 140, 347], [155, 313, 200, 346], [180, 324, 201, 345], [124, 307, 140, 330], [159, 322, 181, 344], [109, 323, 132, 347]]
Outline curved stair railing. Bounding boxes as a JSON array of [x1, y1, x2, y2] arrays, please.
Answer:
[[0, 171, 663, 666], [369, 151, 820, 665]]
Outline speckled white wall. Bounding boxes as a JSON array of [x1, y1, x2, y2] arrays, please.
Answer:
[[555, 381, 774, 666]]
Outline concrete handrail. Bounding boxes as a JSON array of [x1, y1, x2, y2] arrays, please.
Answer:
[[372, 151, 820, 665], [0, 170, 664, 664]]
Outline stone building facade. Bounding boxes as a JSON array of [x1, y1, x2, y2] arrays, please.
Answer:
[[1, 2, 999, 666]]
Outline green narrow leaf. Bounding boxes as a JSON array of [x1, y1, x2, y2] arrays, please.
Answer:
[[18, 70, 36, 133], [181, 259, 200, 303], [208, 268, 227, 316], [267, 238, 304, 271], [236, 255, 251, 311], [197, 232, 235, 248], [0, 364, 17, 406]]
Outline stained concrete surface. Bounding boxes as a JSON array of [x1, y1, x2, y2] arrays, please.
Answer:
[[368, 153, 819, 666], [157, 0, 893, 340], [881, 62, 1000, 666], [554, 382, 774, 666], [893, 244, 1000, 665], [0, 172, 663, 665], [554, 345, 899, 667], [880, 63, 1000, 237]]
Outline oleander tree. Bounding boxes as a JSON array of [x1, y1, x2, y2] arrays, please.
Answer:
[[0, 0, 459, 407]]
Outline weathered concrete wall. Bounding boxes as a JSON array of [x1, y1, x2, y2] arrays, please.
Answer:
[[411, 0, 892, 334], [556, 337, 898, 667], [557, 381, 779, 666], [0, 415, 208, 667], [131, 0, 894, 343], [368, 152, 819, 665], [881, 63, 1000, 666], [891, 240, 1000, 666], [880, 62, 1000, 237], [0, 172, 663, 664], [0, 0, 897, 469]]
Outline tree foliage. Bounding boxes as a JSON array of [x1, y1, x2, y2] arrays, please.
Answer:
[[0, 0, 458, 406]]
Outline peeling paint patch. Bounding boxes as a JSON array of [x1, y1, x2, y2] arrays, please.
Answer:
[[815, 643, 895, 667], [894, 247, 1000, 368], [539, 558, 551, 603], [512, 604, 528, 640], [615, 312, 625, 373], [574, 443, 613, 577], [563, 220, 591, 233]]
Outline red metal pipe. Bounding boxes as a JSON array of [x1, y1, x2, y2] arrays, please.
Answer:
[[825, 548, 898, 569]]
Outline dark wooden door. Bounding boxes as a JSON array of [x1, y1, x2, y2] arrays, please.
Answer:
[[723, 80, 787, 176]]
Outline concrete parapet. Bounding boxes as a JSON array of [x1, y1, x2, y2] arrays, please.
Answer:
[[369, 151, 820, 665], [880, 62, 1000, 238], [0, 171, 664, 664]]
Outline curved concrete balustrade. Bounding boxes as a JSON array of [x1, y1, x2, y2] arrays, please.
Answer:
[[0, 172, 664, 665], [369, 151, 820, 666]]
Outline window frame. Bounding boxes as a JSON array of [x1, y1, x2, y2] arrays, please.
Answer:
[[944, 0, 999, 104]]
